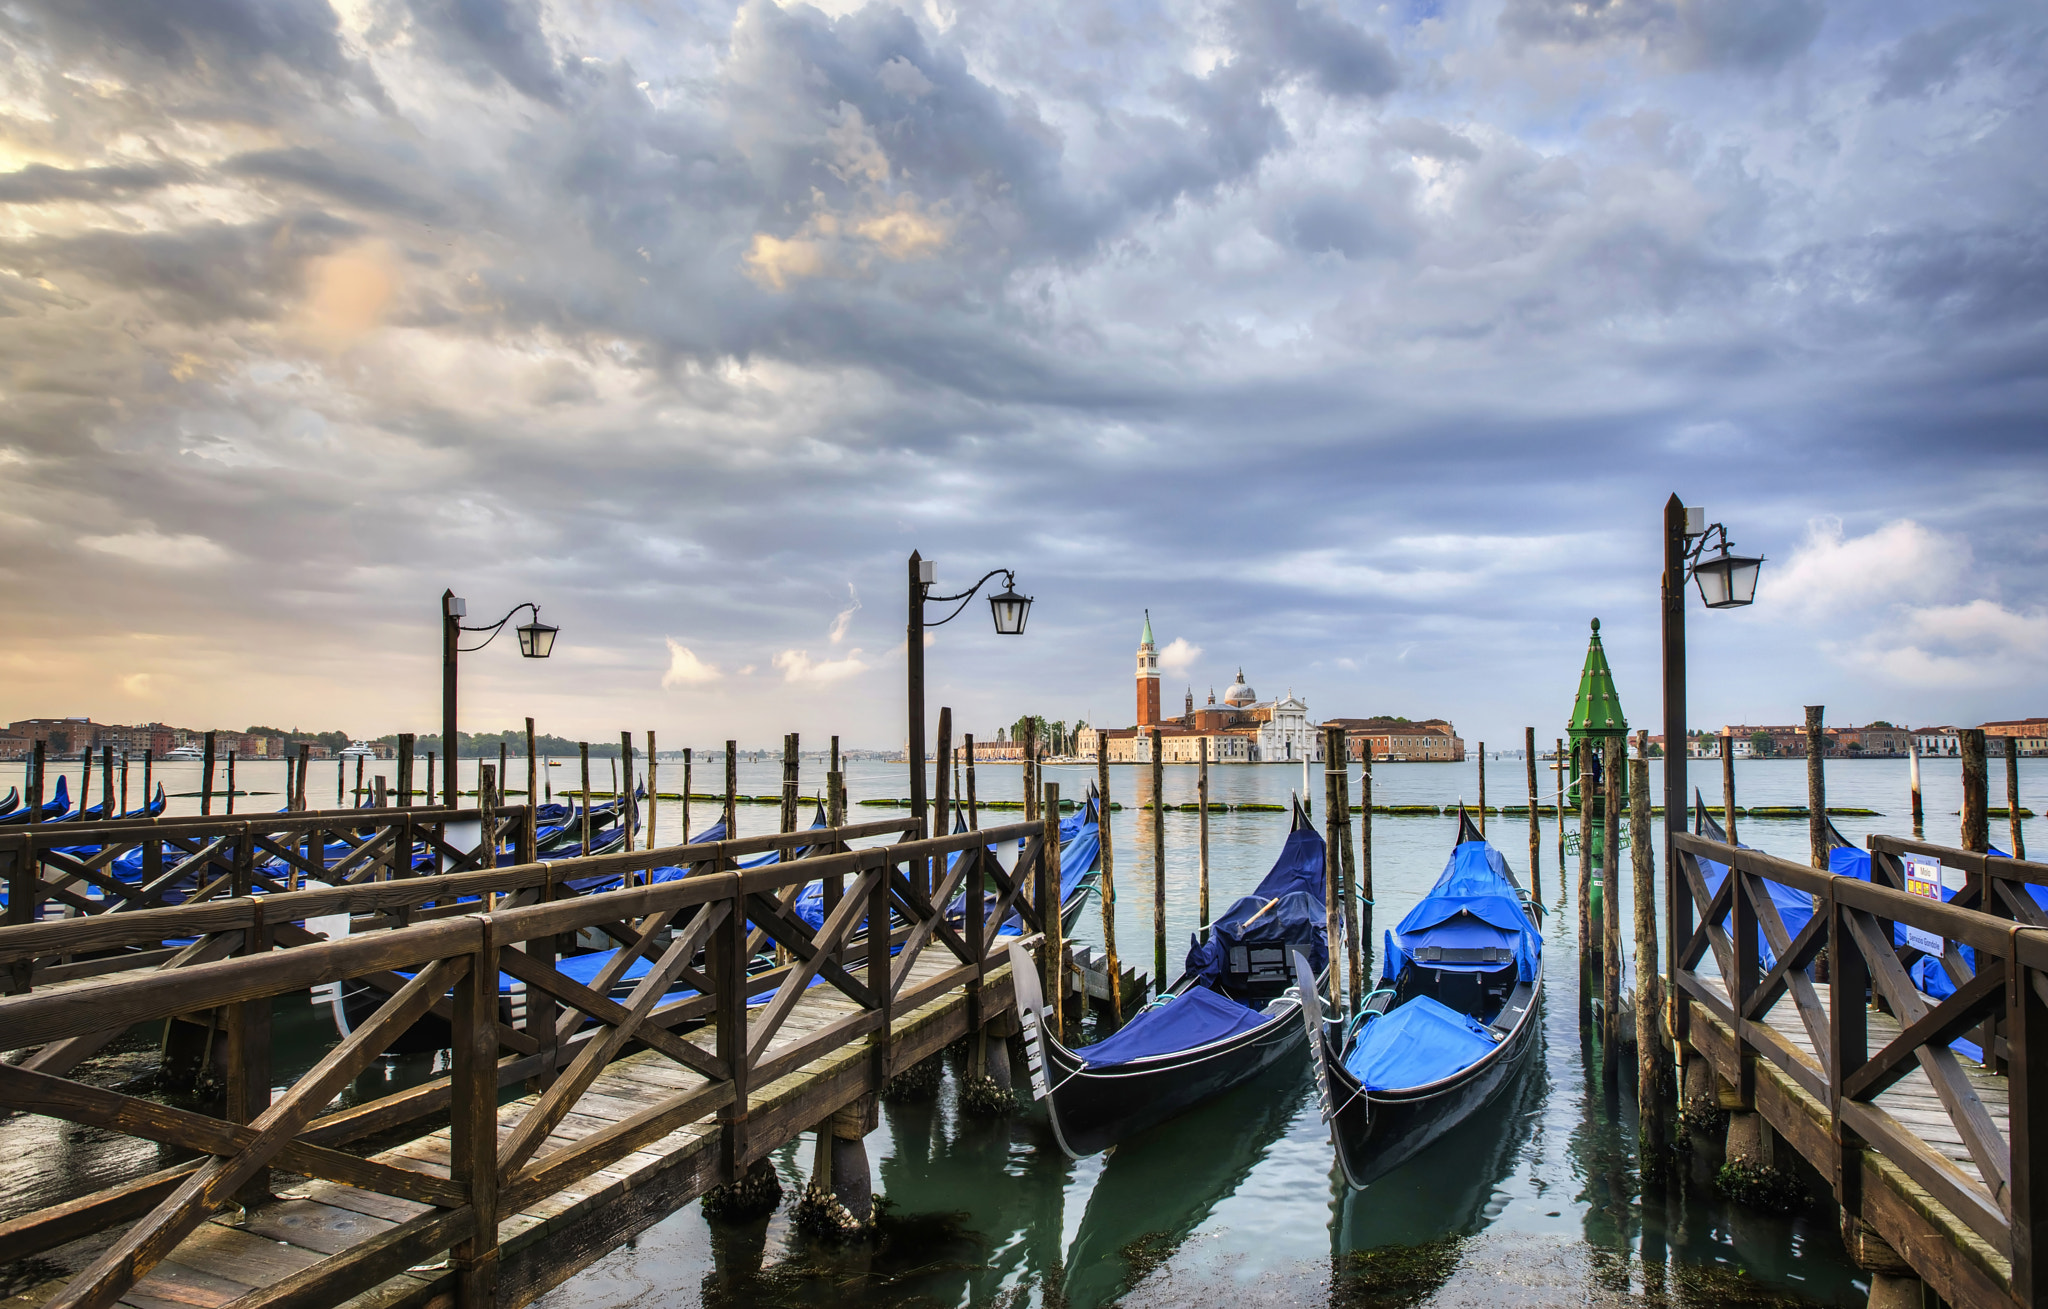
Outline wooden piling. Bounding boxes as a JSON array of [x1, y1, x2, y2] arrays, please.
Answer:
[[398, 734, 415, 808], [1339, 746, 1363, 1012], [724, 740, 738, 843], [1022, 719, 1037, 822], [682, 748, 691, 840], [1806, 706, 1827, 871], [27, 740, 41, 823], [424, 753, 435, 813], [1323, 726, 1345, 1012], [499, 740, 510, 809], [1961, 728, 1989, 852], [1553, 738, 1565, 888], [526, 719, 538, 822], [2008, 736, 2027, 860], [1525, 727, 1540, 901], [646, 731, 657, 849], [579, 743, 592, 857], [964, 735, 979, 830], [621, 732, 637, 853], [1043, 782, 1064, 1036], [1629, 753, 1666, 1160], [1150, 727, 1165, 993], [935, 706, 952, 839], [780, 733, 797, 837], [119, 747, 130, 816], [1722, 730, 1739, 845], [1909, 735, 1925, 837], [293, 751, 307, 812], [1577, 739, 1594, 968], [141, 748, 152, 822], [1198, 737, 1211, 928], [1602, 737, 1622, 1071], [77, 746, 90, 820], [354, 754, 365, 810], [201, 731, 217, 816], [1477, 742, 1486, 834], [1096, 731, 1123, 1026], [101, 746, 114, 820], [1358, 741, 1374, 961]]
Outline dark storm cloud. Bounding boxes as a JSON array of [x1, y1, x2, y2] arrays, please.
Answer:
[[406, 0, 566, 102]]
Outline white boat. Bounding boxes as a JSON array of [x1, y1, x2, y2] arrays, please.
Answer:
[[338, 741, 378, 759], [160, 745, 204, 761]]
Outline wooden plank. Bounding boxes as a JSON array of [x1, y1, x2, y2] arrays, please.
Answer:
[[236, 1201, 398, 1257]]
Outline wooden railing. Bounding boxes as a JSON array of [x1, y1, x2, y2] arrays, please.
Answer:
[[1669, 830, 2048, 1306], [0, 817, 1047, 1309]]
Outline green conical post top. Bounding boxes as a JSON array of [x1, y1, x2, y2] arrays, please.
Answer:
[[1569, 617, 1628, 740], [1141, 609, 1153, 646]]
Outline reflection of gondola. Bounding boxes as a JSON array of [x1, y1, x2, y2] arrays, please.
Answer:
[[1331, 1034, 1542, 1257], [1316, 807, 1544, 1190], [1011, 800, 1326, 1158], [1061, 1055, 1306, 1306]]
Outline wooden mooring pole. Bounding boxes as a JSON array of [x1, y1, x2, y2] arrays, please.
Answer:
[[1043, 781, 1064, 1036], [646, 731, 657, 849], [1723, 729, 1739, 844], [1806, 706, 1828, 872], [1477, 742, 1486, 834], [964, 734, 978, 829], [1601, 736, 1622, 1075], [1198, 737, 1211, 929], [1962, 728, 1988, 853], [1022, 719, 1037, 822], [1553, 738, 1565, 896], [1150, 727, 1165, 993], [1358, 742, 1373, 966], [1323, 726, 1345, 1012], [201, 731, 216, 816], [1629, 751, 1666, 1163], [621, 732, 636, 853], [1097, 731, 1123, 1026], [724, 740, 738, 841], [1909, 735, 1925, 837], [1577, 739, 1594, 970], [2008, 735, 2027, 860], [578, 744, 592, 856], [1525, 727, 1541, 900]]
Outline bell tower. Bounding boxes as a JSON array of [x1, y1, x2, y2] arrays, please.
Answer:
[[1136, 611, 1161, 727]]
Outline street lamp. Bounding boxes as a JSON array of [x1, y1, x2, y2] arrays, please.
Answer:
[[443, 590, 557, 808], [906, 552, 1033, 829], [1661, 497, 1765, 1032]]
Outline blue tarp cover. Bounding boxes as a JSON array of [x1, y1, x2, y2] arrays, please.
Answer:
[[1249, 826, 1326, 904], [1343, 993, 1499, 1090], [1075, 984, 1267, 1067], [1384, 841, 1539, 982]]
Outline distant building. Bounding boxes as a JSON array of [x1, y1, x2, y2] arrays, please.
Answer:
[[1322, 717, 1466, 763], [1913, 726, 1961, 757], [6, 718, 104, 754], [0, 736, 31, 761], [1082, 616, 1320, 762], [1983, 719, 2048, 756]]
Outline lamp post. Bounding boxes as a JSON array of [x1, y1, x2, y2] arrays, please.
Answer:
[[442, 589, 558, 809], [1661, 496, 1765, 1027], [905, 552, 1032, 830]]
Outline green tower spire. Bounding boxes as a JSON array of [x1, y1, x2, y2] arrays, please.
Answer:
[[1141, 609, 1153, 646], [1569, 618, 1628, 739]]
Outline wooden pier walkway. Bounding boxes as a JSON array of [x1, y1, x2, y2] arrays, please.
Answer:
[[1670, 831, 2048, 1309], [0, 812, 1054, 1309]]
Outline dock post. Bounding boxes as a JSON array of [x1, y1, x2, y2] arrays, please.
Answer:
[[1477, 742, 1485, 834], [1044, 782, 1064, 1037], [423, 752, 433, 812], [1553, 738, 1565, 896], [1630, 753, 1667, 1168], [397, 734, 414, 808], [1097, 731, 1123, 1027], [1525, 728, 1541, 901], [1022, 719, 1037, 821], [1337, 737, 1362, 1013], [964, 733, 979, 829], [1909, 736, 1924, 836], [225, 750, 237, 815], [2010, 735, 2028, 860], [1602, 737, 1622, 1075], [1722, 730, 1738, 844], [1358, 742, 1373, 972], [1577, 740, 1594, 977], [1805, 706, 1827, 872], [1198, 737, 1211, 929], [1150, 727, 1165, 994], [1322, 727, 1344, 1012], [933, 710, 951, 889], [201, 730, 216, 816], [682, 748, 691, 839], [724, 740, 738, 843], [579, 743, 592, 856], [646, 730, 657, 848], [1962, 728, 1989, 852]]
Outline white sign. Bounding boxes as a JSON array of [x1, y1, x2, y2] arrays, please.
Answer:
[[1902, 853, 1946, 958]]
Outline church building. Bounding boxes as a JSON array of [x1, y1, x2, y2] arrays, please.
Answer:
[[1085, 613, 1320, 763]]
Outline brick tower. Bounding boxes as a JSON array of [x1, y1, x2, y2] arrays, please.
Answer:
[[1136, 611, 1161, 727]]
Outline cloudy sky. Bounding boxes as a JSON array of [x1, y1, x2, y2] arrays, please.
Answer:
[[1, 0, 2042, 749]]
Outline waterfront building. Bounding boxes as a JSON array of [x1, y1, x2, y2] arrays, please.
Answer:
[[1083, 617, 1320, 762], [1983, 718, 2048, 756], [1322, 717, 1466, 763]]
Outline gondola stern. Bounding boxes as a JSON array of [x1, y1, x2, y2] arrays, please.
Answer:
[[1003, 940, 1087, 1160]]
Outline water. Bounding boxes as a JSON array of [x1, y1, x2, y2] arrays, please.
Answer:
[[3, 753, 2039, 1305]]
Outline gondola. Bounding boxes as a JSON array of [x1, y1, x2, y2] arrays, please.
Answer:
[[65, 783, 169, 824], [1314, 806, 1543, 1189], [1008, 798, 1328, 1158], [0, 787, 17, 816], [0, 775, 69, 825]]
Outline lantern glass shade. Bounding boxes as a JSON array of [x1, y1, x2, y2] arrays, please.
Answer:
[[517, 619, 559, 658], [988, 585, 1032, 636], [1692, 548, 1764, 609]]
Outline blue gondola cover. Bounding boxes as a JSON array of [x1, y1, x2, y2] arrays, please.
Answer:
[[1383, 841, 1539, 982], [1074, 985, 1267, 1067], [1186, 890, 1328, 988], [1343, 993, 1500, 1090]]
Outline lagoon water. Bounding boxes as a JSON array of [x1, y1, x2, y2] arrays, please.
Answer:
[[2, 752, 2039, 1306]]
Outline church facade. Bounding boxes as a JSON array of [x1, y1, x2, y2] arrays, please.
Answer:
[[1083, 615, 1321, 763]]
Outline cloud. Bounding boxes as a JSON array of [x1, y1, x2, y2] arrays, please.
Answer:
[[773, 648, 870, 683], [1769, 519, 1971, 617], [118, 673, 154, 697], [829, 585, 862, 644], [661, 641, 723, 687], [82, 530, 231, 569], [1157, 637, 1202, 674]]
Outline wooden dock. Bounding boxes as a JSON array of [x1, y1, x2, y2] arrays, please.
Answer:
[[1670, 831, 2048, 1309], [0, 815, 1053, 1309]]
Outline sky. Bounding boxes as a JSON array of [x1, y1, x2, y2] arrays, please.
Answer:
[[0, 0, 2043, 751]]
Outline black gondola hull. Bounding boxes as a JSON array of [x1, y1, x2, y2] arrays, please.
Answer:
[[1321, 975, 1543, 1189]]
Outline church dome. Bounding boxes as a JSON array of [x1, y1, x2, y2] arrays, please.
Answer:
[[1223, 668, 1256, 707]]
